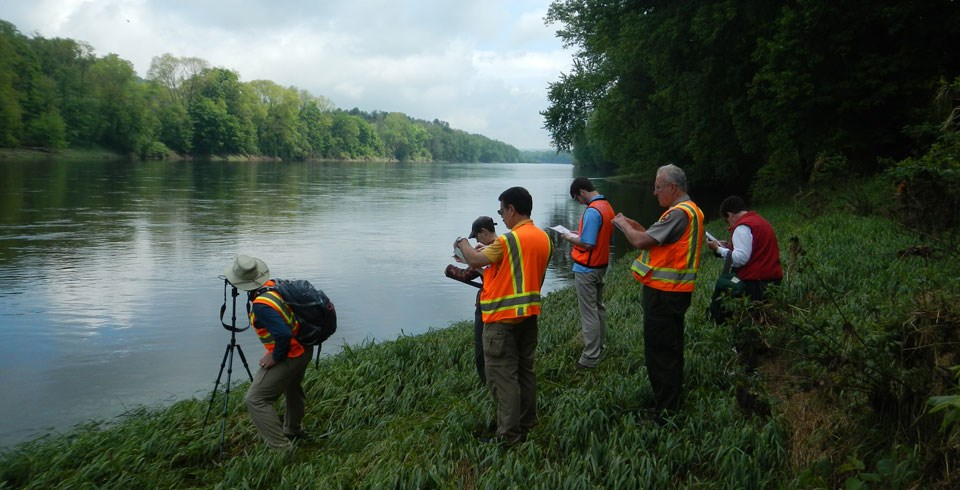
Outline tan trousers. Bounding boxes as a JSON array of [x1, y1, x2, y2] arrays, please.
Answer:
[[575, 268, 607, 367], [244, 346, 313, 448]]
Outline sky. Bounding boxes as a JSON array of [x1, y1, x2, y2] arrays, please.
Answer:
[[2, 0, 573, 149]]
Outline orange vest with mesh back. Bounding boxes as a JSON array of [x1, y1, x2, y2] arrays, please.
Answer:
[[571, 197, 615, 268], [630, 201, 705, 293], [250, 280, 305, 357], [479, 221, 552, 323]]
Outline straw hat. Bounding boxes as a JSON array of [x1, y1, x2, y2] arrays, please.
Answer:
[[224, 254, 270, 290]]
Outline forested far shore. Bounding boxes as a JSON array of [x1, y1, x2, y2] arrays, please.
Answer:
[[0, 20, 571, 164]]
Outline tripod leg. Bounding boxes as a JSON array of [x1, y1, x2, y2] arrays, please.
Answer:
[[218, 342, 237, 457], [203, 344, 232, 427], [234, 342, 254, 382]]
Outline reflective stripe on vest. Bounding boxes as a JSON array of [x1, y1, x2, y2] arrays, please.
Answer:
[[479, 222, 551, 323], [630, 201, 704, 292], [250, 285, 305, 357], [571, 197, 614, 268]]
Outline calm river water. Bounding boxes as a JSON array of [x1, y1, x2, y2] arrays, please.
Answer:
[[0, 159, 674, 448]]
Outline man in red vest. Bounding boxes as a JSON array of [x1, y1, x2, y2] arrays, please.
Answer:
[[456, 187, 552, 446], [706, 195, 783, 370], [562, 177, 615, 369], [613, 164, 704, 421]]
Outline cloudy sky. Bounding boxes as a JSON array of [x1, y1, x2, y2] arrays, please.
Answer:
[[2, 0, 573, 149]]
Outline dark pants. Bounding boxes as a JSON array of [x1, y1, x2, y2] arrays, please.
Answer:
[[473, 306, 486, 384], [641, 286, 691, 414], [743, 279, 780, 302], [709, 278, 780, 371], [484, 316, 538, 443]]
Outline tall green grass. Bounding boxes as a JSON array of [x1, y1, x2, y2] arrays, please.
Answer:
[[2, 201, 957, 488]]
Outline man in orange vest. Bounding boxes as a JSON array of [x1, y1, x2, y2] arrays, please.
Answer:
[[561, 177, 615, 369], [224, 254, 313, 449], [456, 187, 552, 446], [612, 164, 704, 421]]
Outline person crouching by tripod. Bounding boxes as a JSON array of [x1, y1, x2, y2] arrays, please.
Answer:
[[224, 254, 313, 449]]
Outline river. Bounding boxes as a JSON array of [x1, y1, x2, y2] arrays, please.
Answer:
[[0, 159, 689, 448]]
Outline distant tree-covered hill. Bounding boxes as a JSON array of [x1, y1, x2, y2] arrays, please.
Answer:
[[0, 19, 527, 162], [518, 149, 573, 164]]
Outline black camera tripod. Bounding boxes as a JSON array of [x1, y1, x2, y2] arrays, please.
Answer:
[[203, 278, 254, 457]]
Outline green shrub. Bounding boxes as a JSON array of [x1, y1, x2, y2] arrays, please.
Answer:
[[886, 77, 960, 232], [141, 141, 171, 160]]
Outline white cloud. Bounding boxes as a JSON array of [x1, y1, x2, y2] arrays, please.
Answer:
[[2, 0, 571, 148]]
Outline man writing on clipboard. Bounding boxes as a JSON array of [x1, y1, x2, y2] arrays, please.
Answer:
[[558, 177, 615, 370], [705, 195, 783, 371]]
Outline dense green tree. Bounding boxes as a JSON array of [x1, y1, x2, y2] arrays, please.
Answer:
[[145, 54, 210, 154], [189, 97, 237, 156], [147, 53, 209, 112], [23, 108, 67, 148], [247, 79, 304, 159], [0, 21, 25, 146], [328, 112, 384, 159], [29, 36, 98, 146], [88, 54, 151, 153], [544, 0, 960, 192], [377, 112, 431, 161], [189, 67, 256, 156], [298, 99, 334, 158]]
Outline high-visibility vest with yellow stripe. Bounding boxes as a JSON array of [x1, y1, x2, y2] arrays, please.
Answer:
[[479, 221, 552, 323], [250, 280, 305, 357], [630, 201, 705, 292]]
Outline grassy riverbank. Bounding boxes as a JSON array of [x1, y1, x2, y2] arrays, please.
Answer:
[[1, 199, 958, 488]]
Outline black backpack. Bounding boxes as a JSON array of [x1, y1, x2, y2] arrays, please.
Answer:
[[269, 279, 338, 348]]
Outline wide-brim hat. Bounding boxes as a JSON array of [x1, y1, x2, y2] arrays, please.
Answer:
[[224, 254, 270, 291]]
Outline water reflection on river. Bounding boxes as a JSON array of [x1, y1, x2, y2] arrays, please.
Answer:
[[0, 159, 669, 447]]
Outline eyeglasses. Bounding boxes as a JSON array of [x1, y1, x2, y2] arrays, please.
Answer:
[[654, 183, 675, 192], [497, 209, 503, 216]]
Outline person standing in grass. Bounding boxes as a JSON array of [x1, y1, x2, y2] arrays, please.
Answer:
[[612, 164, 705, 420], [561, 177, 615, 370], [445, 215, 498, 385], [224, 254, 313, 449], [706, 195, 783, 370], [456, 187, 552, 446]]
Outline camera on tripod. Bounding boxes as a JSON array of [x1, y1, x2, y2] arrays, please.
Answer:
[[203, 255, 269, 457]]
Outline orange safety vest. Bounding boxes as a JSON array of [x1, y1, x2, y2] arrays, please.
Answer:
[[630, 201, 705, 292], [250, 280, 305, 357], [479, 221, 552, 323], [571, 197, 615, 268]]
